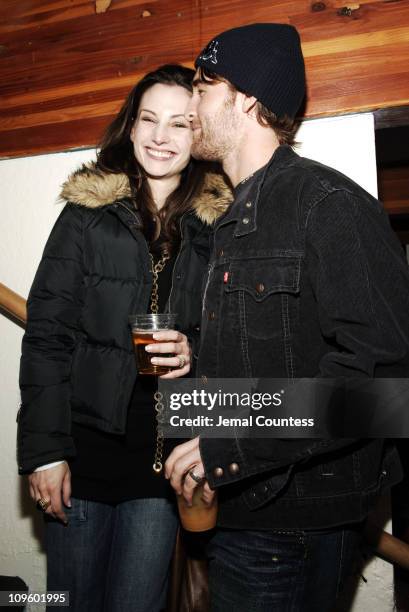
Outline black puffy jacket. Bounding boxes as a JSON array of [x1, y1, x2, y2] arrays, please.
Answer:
[[18, 164, 231, 474]]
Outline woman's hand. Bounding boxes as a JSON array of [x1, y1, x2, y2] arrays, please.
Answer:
[[28, 462, 71, 524], [145, 330, 191, 378]]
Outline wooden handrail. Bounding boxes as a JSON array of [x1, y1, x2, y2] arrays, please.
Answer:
[[1, 281, 409, 570], [365, 521, 409, 571], [0, 282, 27, 323]]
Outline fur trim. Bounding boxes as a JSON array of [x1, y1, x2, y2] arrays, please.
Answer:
[[59, 162, 232, 225], [60, 163, 131, 208], [193, 172, 233, 225]]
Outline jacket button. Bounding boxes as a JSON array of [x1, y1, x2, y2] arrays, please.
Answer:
[[201, 375, 208, 384], [213, 467, 224, 478], [208, 311, 215, 320], [256, 283, 265, 293], [228, 462, 240, 475], [194, 325, 200, 332], [245, 201, 252, 208], [242, 217, 249, 225]]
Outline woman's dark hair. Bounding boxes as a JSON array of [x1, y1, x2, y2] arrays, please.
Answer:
[[197, 66, 299, 146], [97, 64, 205, 254]]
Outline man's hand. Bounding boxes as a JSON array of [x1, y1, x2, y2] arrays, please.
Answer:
[[145, 330, 191, 379], [165, 437, 216, 506], [28, 462, 71, 524]]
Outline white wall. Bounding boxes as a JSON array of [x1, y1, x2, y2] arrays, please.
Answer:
[[0, 114, 394, 611], [297, 113, 378, 198], [0, 148, 96, 611]]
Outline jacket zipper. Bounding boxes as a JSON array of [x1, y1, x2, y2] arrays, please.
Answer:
[[115, 200, 151, 281], [116, 200, 140, 224], [202, 262, 214, 313], [202, 219, 221, 313], [166, 214, 186, 313], [115, 201, 188, 314]]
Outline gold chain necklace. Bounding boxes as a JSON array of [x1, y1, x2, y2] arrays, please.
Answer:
[[149, 249, 170, 473], [149, 251, 170, 314]]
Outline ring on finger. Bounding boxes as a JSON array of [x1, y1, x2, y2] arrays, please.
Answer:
[[188, 467, 205, 485], [177, 355, 186, 369], [36, 498, 51, 512]]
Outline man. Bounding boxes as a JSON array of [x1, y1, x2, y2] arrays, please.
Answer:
[[165, 23, 409, 610]]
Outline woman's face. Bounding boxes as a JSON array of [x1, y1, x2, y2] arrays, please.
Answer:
[[130, 83, 193, 180]]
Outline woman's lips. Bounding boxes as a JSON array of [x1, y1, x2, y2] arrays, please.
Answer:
[[145, 147, 176, 160]]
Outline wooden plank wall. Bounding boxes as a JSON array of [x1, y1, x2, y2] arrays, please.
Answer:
[[1, 0, 409, 158], [378, 166, 409, 215]]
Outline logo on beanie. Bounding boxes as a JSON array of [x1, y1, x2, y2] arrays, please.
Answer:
[[198, 40, 219, 65]]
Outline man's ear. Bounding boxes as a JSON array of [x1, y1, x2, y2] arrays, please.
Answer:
[[241, 94, 258, 116]]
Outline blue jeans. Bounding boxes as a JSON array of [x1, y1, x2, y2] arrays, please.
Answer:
[[45, 497, 178, 612], [207, 526, 362, 612]]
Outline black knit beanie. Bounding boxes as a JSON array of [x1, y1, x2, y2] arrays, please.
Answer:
[[195, 23, 305, 119]]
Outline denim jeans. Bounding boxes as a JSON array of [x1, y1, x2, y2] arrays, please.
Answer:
[[207, 526, 363, 612], [45, 497, 178, 612]]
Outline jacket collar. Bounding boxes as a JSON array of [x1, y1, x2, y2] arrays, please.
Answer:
[[224, 145, 297, 237], [59, 162, 233, 226]]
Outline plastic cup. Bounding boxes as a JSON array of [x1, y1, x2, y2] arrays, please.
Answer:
[[129, 313, 177, 376], [177, 486, 218, 532]]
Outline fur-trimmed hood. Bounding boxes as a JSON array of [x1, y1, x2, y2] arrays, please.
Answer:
[[60, 162, 233, 226]]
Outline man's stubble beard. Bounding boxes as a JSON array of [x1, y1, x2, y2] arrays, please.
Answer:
[[191, 93, 242, 162]]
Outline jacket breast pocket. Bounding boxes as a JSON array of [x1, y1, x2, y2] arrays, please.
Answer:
[[224, 256, 301, 340]]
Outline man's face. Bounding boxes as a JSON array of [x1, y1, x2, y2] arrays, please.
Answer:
[[185, 71, 243, 161]]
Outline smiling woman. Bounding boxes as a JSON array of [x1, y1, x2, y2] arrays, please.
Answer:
[[18, 64, 231, 611], [96, 65, 218, 254], [131, 83, 193, 189]]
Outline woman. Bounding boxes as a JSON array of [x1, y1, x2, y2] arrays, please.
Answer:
[[18, 64, 231, 611]]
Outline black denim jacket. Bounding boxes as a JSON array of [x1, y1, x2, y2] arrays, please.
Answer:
[[198, 145, 409, 529]]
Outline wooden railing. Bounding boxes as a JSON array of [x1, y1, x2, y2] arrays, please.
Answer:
[[364, 522, 409, 571], [1, 280, 409, 571], [0, 282, 27, 323]]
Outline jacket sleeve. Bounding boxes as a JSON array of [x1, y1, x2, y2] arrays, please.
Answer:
[[200, 190, 409, 489], [18, 204, 85, 474], [306, 190, 409, 377]]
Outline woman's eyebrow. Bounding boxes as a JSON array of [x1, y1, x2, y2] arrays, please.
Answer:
[[139, 109, 188, 119]]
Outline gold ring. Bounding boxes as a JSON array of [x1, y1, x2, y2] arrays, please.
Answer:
[[36, 498, 51, 512], [177, 355, 186, 369]]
